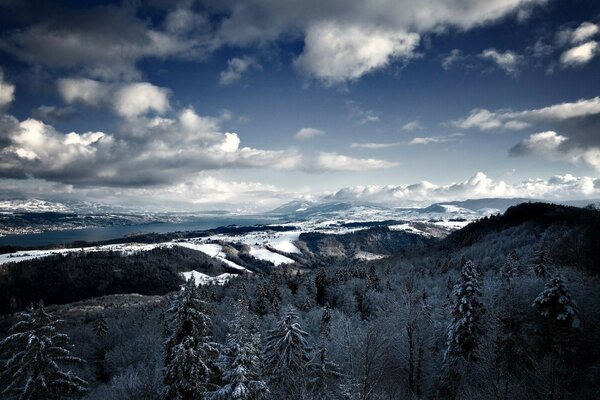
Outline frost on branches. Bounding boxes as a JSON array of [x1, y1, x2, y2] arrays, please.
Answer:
[[210, 301, 268, 400], [533, 275, 580, 330], [445, 259, 484, 365], [0, 301, 87, 399], [264, 306, 311, 399], [163, 277, 218, 400]]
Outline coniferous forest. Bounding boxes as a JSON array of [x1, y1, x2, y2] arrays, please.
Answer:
[[1, 202, 599, 400]]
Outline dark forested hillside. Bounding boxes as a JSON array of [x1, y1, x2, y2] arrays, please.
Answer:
[[1, 202, 599, 400]]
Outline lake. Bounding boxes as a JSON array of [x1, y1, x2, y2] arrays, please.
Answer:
[[0, 216, 277, 247]]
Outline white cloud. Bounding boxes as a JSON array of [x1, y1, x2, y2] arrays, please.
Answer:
[[441, 49, 464, 70], [296, 21, 419, 84], [560, 41, 598, 66], [0, 70, 15, 108], [219, 57, 261, 85], [572, 22, 599, 43], [351, 133, 463, 149], [480, 48, 522, 75], [57, 78, 170, 118], [346, 100, 380, 124], [401, 120, 422, 131], [309, 152, 398, 172], [452, 97, 600, 131], [510, 131, 600, 172], [294, 127, 325, 140], [325, 172, 600, 205], [0, 105, 301, 186]]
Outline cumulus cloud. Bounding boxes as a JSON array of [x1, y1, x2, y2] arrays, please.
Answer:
[[294, 127, 325, 140], [0, 104, 301, 186], [295, 22, 419, 84], [480, 48, 522, 75], [557, 21, 599, 46], [0, 70, 15, 108], [324, 172, 600, 205], [219, 56, 261, 85], [307, 152, 398, 172], [452, 97, 600, 172], [560, 41, 598, 66], [510, 131, 600, 172], [57, 78, 170, 118], [346, 100, 380, 124]]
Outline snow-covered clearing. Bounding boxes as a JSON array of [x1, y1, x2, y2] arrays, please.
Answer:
[[181, 271, 236, 286]]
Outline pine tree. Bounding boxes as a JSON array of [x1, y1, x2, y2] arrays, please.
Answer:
[[0, 301, 88, 399], [264, 307, 312, 399], [315, 269, 327, 306], [533, 275, 580, 329], [163, 278, 218, 400], [445, 260, 484, 365], [531, 246, 553, 278], [501, 250, 519, 284], [210, 301, 267, 400], [93, 313, 109, 339], [307, 348, 343, 400], [320, 304, 332, 339], [367, 264, 380, 290]]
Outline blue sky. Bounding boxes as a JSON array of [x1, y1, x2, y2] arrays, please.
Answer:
[[0, 0, 599, 211]]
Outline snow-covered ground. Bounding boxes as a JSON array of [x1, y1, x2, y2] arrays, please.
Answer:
[[181, 271, 236, 286]]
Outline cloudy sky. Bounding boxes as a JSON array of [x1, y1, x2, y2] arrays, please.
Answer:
[[0, 0, 599, 211]]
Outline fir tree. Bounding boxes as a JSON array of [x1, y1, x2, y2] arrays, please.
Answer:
[[531, 246, 553, 278], [320, 304, 332, 339], [210, 301, 267, 400], [92, 313, 108, 339], [533, 275, 580, 329], [315, 269, 327, 306], [264, 307, 312, 399], [0, 301, 88, 399], [307, 348, 343, 400], [163, 278, 218, 400], [500, 250, 519, 284], [445, 260, 484, 365]]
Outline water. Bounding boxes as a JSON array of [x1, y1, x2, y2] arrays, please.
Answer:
[[0, 216, 276, 247]]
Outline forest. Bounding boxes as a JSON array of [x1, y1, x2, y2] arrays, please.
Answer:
[[0, 202, 599, 399]]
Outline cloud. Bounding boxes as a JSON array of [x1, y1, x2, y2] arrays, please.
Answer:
[[351, 133, 463, 149], [401, 120, 422, 131], [0, 105, 301, 186], [452, 97, 600, 172], [510, 131, 600, 172], [480, 48, 522, 75], [324, 171, 600, 205], [452, 97, 600, 131], [558, 22, 599, 45], [345, 100, 380, 124], [560, 41, 598, 67], [441, 49, 465, 70], [0, 4, 212, 80], [57, 78, 170, 118], [295, 22, 420, 84], [219, 56, 262, 85], [308, 152, 398, 172], [294, 127, 325, 140], [0, 70, 15, 108]]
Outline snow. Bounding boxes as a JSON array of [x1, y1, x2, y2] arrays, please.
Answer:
[[182, 271, 236, 286], [249, 246, 295, 266], [175, 241, 250, 272], [354, 251, 386, 261]]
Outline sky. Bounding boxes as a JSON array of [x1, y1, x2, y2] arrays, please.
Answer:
[[0, 0, 599, 211]]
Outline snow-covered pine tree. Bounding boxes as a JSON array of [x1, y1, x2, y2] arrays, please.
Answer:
[[0, 300, 88, 399], [264, 306, 312, 399], [93, 313, 109, 339], [533, 275, 580, 329], [320, 304, 332, 339], [445, 259, 484, 365], [531, 246, 553, 278], [210, 301, 267, 400], [501, 250, 519, 284], [307, 347, 343, 400], [163, 277, 218, 400]]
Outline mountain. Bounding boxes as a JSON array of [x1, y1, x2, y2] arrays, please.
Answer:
[[0, 199, 136, 214]]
